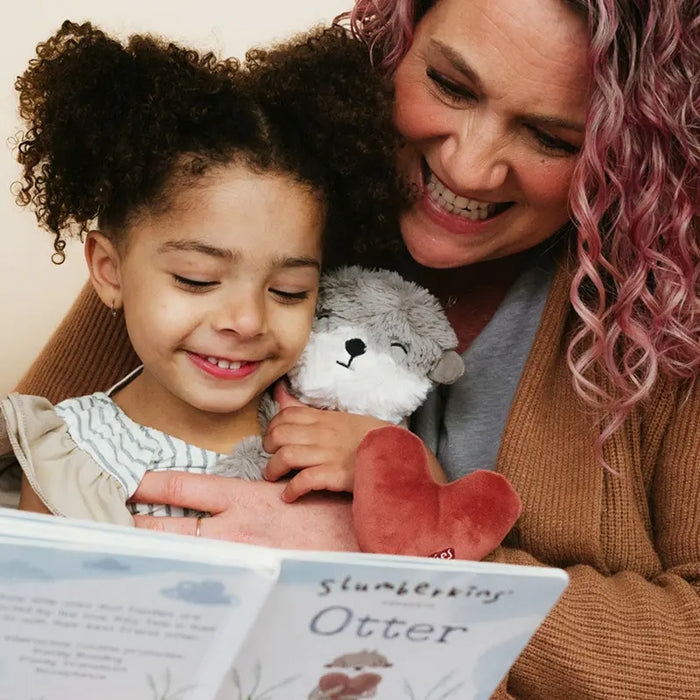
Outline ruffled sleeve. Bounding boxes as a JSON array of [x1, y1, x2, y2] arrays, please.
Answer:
[[0, 393, 134, 526]]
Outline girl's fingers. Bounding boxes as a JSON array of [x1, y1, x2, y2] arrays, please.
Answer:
[[263, 421, 321, 453], [282, 466, 353, 503], [273, 380, 307, 409], [264, 445, 328, 481]]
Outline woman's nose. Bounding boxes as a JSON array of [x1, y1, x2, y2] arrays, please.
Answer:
[[439, 114, 509, 192]]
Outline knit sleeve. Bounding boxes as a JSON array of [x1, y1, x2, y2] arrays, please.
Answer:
[[14, 283, 139, 403], [487, 381, 700, 700]]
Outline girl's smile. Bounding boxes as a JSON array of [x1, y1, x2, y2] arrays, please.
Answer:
[[187, 352, 261, 380]]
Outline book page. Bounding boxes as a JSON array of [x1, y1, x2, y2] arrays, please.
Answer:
[[219, 556, 567, 700], [0, 540, 275, 700]]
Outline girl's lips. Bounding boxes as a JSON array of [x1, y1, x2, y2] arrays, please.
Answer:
[[187, 352, 260, 380]]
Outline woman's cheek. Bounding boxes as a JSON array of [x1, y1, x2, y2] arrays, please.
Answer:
[[524, 157, 577, 208], [393, 71, 441, 142]]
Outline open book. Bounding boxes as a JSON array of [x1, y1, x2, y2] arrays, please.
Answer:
[[0, 508, 567, 700]]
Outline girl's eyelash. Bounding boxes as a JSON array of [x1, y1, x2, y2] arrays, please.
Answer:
[[426, 68, 476, 103], [174, 275, 217, 289], [270, 289, 310, 302]]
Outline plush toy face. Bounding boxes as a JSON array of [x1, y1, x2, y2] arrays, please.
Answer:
[[287, 266, 464, 424]]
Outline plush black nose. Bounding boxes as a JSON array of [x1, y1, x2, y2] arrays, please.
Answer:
[[345, 338, 366, 358]]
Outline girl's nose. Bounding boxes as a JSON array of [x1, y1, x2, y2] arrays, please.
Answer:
[[439, 113, 509, 193], [214, 291, 266, 338]]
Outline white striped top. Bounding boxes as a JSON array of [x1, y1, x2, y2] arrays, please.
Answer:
[[54, 367, 222, 517]]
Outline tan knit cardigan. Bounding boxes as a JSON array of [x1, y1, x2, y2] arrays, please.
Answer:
[[16, 259, 700, 700]]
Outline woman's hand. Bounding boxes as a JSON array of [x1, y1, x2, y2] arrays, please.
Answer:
[[262, 382, 392, 502], [130, 470, 358, 551]]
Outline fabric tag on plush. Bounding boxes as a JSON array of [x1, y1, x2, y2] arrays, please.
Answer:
[[430, 547, 455, 559]]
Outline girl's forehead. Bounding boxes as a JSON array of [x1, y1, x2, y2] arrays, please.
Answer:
[[125, 163, 324, 261]]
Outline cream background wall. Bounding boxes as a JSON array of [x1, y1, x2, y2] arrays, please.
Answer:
[[0, 0, 351, 395]]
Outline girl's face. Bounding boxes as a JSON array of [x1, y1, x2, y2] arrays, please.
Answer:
[[92, 163, 323, 425], [393, 0, 590, 268]]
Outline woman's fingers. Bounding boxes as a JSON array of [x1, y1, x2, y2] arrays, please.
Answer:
[[131, 471, 236, 514], [133, 513, 199, 536]]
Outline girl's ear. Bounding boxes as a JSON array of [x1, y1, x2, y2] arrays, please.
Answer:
[[85, 231, 123, 310]]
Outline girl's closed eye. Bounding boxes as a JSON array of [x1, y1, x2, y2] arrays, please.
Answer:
[[173, 274, 219, 291], [269, 288, 311, 304]]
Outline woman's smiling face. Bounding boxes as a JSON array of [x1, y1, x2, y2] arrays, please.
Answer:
[[393, 0, 590, 268]]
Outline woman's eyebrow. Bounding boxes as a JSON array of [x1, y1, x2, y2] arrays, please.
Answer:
[[429, 39, 483, 89], [428, 38, 584, 133]]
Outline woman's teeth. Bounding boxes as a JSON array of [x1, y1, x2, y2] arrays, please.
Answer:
[[207, 356, 243, 370], [426, 173, 497, 221]]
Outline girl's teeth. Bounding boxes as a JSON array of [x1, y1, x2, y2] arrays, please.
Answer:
[[207, 356, 243, 370]]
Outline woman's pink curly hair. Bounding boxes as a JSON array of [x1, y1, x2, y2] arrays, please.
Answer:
[[338, 0, 700, 456]]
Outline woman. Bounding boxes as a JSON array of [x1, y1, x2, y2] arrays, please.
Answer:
[[10, 0, 700, 697]]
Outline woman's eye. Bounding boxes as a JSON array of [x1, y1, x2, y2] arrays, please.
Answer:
[[173, 275, 218, 290], [390, 342, 409, 354], [270, 288, 310, 304], [426, 68, 477, 104], [528, 127, 580, 156]]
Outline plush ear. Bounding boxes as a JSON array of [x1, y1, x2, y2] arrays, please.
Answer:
[[428, 349, 464, 385], [84, 231, 123, 310]]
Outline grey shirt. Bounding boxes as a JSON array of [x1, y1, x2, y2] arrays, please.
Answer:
[[412, 245, 557, 481]]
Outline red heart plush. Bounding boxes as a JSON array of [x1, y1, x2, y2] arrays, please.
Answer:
[[352, 426, 522, 560], [316, 671, 383, 697]]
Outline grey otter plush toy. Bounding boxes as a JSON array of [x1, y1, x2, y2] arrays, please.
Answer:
[[215, 266, 464, 479]]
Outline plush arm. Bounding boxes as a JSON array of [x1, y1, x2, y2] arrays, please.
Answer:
[[487, 382, 700, 700], [352, 426, 522, 560], [15, 283, 138, 402]]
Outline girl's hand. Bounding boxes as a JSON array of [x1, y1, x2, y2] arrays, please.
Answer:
[[130, 471, 358, 550], [262, 382, 391, 502]]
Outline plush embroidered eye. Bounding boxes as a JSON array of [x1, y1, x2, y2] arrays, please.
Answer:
[[389, 341, 410, 363]]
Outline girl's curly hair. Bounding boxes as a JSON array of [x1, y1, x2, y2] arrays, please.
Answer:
[[15, 20, 405, 269], [339, 0, 700, 453]]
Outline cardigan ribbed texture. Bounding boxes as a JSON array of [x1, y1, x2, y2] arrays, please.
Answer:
[[15, 264, 700, 699]]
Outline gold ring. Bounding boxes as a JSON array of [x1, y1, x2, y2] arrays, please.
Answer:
[[195, 516, 203, 538]]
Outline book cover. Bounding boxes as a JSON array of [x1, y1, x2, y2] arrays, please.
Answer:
[[0, 508, 568, 700]]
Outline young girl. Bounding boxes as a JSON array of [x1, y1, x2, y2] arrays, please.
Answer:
[[3, 21, 402, 525]]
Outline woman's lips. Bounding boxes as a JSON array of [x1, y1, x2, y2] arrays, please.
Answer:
[[187, 352, 260, 380], [417, 158, 514, 235]]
